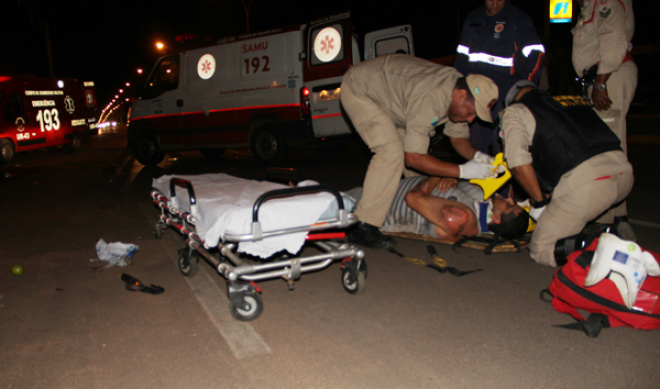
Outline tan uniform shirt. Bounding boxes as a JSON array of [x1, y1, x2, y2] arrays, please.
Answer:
[[442, 121, 470, 139], [343, 55, 462, 154], [572, 0, 634, 75], [500, 102, 633, 266]]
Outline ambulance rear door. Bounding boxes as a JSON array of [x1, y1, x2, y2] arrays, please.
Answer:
[[302, 14, 354, 138], [303, 16, 414, 138], [363, 24, 414, 60]]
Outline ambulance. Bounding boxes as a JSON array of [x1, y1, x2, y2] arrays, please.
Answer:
[[0, 74, 97, 164], [127, 12, 414, 166]]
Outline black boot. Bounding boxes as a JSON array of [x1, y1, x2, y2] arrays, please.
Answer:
[[348, 222, 393, 249], [553, 234, 596, 267], [613, 216, 637, 242]]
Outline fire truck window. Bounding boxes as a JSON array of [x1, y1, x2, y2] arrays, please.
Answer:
[[141, 55, 180, 99], [374, 37, 411, 57], [3, 93, 25, 123]]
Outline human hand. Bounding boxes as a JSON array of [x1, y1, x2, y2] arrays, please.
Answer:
[[591, 87, 612, 111], [458, 159, 497, 180], [473, 151, 494, 164], [435, 178, 459, 192]]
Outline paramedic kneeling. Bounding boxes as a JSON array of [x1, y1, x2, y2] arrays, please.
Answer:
[[340, 54, 499, 248], [500, 81, 633, 267]]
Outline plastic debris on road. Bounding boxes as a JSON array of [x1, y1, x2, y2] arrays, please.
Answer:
[[94, 239, 139, 267]]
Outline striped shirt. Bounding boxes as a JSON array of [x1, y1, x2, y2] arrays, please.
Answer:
[[346, 176, 485, 238]]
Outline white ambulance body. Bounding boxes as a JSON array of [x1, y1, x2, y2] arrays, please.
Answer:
[[127, 12, 413, 166]]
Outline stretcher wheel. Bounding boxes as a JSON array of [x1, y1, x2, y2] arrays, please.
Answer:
[[341, 260, 366, 295], [229, 292, 264, 321], [178, 248, 199, 277]]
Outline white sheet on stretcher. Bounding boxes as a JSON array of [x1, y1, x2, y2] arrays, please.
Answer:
[[152, 173, 338, 258]]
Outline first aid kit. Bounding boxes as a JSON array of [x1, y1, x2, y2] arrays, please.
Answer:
[[541, 234, 660, 337]]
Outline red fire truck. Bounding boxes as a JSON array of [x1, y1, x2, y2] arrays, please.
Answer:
[[0, 74, 98, 164]]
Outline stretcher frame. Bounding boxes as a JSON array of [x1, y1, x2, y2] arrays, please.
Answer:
[[151, 177, 367, 321]]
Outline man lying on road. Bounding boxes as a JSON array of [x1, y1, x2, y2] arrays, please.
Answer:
[[342, 176, 529, 242]]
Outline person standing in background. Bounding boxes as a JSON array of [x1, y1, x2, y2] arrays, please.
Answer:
[[572, 0, 637, 240], [448, 0, 545, 160]]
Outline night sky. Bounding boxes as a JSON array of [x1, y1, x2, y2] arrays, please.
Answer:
[[3, 0, 657, 106]]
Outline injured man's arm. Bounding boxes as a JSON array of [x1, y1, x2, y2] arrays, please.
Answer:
[[404, 177, 530, 241], [340, 176, 529, 241], [404, 177, 479, 240]]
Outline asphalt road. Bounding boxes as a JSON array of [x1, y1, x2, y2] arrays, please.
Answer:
[[1, 124, 658, 389]]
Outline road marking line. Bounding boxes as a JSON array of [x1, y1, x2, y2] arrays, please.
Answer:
[[185, 267, 272, 359], [138, 202, 271, 359]]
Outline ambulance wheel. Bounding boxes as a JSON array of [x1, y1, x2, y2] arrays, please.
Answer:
[[341, 262, 366, 295], [250, 125, 287, 165], [67, 132, 82, 152], [134, 135, 164, 166], [0, 139, 15, 164], [178, 248, 199, 277], [229, 292, 264, 321]]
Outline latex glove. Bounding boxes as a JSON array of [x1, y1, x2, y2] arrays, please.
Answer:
[[528, 205, 546, 221], [473, 151, 494, 164], [459, 159, 497, 180]]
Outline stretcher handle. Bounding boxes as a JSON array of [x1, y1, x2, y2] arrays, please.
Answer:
[[169, 178, 197, 205], [252, 185, 344, 223]]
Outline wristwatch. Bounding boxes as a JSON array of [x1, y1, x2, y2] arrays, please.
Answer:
[[594, 82, 607, 91], [531, 197, 549, 208]]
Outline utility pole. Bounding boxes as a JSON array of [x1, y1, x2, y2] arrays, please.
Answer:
[[241, 0, 253, 33]]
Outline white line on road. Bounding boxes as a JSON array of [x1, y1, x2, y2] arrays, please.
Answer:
[[184, 267, 272, 359], [138, 202, 272, 359]]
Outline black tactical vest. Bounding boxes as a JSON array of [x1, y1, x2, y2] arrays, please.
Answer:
[[511, 89, 621, 192]]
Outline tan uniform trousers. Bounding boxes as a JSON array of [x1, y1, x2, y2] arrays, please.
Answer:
[[531, 151, 633, 267], [592, 60, 638, 222], [340, 82, 414, 227]]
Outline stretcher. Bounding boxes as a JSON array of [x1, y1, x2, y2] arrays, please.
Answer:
[[150, 173, 367, 321]]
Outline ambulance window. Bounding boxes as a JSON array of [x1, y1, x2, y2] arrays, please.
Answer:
[[310, 24, 345, 65], [374, 37, 411, 57], [3, 93, 25, 123], [141, 55, 180, 99]]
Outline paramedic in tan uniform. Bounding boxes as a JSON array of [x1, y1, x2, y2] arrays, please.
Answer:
[[572, 0, 637, 240], [340, 54, 499, 248], [501, 81, 633, 267]]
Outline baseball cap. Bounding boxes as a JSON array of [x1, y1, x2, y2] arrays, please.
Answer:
[[466, 74, 498, 123]]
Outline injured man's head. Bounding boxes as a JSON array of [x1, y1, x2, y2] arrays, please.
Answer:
[[486, 195, 529, 239], [432, 194, 528, 240]]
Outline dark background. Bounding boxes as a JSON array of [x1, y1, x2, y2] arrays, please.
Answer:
[[3, 0, 658, 109]]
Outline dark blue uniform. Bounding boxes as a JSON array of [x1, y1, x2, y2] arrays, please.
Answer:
[[454, 1, 545, 154]]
